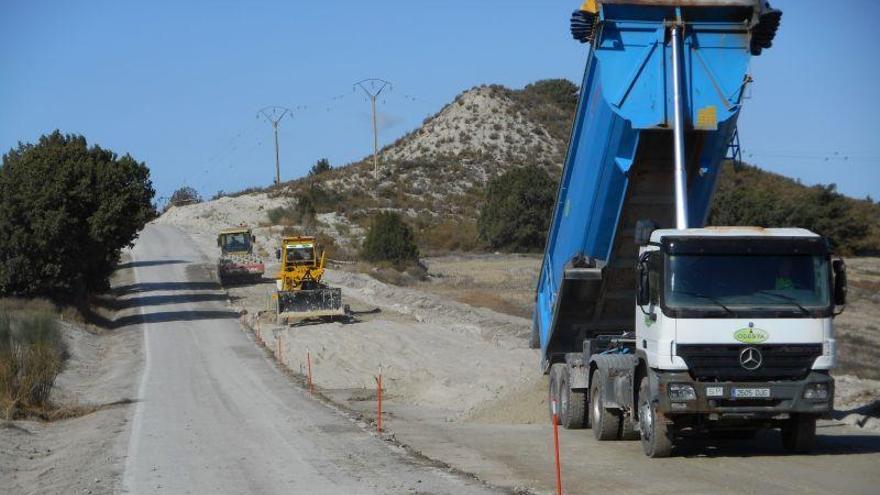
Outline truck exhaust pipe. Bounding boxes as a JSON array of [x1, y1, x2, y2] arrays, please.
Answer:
[[671, 23, 689, 230]]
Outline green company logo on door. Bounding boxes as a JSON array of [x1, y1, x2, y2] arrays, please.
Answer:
[[734, 323, 769, 344]]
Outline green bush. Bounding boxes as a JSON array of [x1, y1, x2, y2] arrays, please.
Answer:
[[709, 163, 878, 255], [169, 186, 201, 205], [0, 131, 155, 299], [309, 158, 332, 176], [0, 309, 66, 419], [478, 165, 555, 252], [360, 212, 419, 266]]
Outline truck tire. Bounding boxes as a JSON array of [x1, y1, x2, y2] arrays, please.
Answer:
[[590, 371, 620, 441], [560, 367, 588, 429], [548, 363, 565, 425], [638, 377, 673, 457], [781, 414, 816, 453], [529, 320, 540, 349]]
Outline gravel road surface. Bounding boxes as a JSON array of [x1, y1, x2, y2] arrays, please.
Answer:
[[121, 224, 498, 494]]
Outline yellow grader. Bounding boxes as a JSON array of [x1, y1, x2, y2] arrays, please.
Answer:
[[274, 235, 345, 324]]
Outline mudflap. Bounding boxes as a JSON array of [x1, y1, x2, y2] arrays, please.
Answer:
[[277, 287, 345, 323]]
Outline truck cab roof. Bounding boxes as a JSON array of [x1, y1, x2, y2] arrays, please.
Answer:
[[649, 227, 820, 244]]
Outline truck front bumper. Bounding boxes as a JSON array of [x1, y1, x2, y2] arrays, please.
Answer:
[[654, 370, 833, 418]]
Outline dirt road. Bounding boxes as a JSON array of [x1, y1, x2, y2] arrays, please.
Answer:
[[122, 223, 880, 495], [121, 224, 498, 494]]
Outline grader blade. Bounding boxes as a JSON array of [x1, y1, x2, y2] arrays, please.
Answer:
[[276, 287, 345, 323]]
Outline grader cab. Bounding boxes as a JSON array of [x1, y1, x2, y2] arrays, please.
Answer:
[[274, 236, 344, 323]]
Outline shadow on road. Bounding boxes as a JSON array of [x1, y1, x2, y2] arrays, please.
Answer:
[[95, 292, 230, 310], [676, 427, 880, 457], [112, 309, 240, 327], [117, 259, 189, 270], [115, 281, 222, 295]]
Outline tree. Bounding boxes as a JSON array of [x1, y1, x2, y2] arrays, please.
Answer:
[[0, 131, 155, 299], [360, 212, 419, 266], [309, 158, 332, 176], [169, 186, 201, 206], [478, 165, 555, 251], [708, 163, 874, 255]]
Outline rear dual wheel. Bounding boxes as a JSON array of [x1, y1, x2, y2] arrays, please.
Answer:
[[591, 372, 620, 441], [549, 364, 588, 429]]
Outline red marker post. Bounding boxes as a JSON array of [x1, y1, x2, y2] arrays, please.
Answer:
[[551, 399, 563, 495]]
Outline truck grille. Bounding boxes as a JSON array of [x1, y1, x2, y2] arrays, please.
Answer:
[[676, 344, 822, 382]]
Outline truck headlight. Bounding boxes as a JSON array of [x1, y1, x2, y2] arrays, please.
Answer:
[[803, 383, 829, 400], [668, 383, 696, 401]]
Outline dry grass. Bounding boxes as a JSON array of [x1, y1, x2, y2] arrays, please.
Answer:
[[454, 290, 531, 319], [0, 309, 67, 420]]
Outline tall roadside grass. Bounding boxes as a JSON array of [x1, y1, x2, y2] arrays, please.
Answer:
[[0, 306, 67, 419]]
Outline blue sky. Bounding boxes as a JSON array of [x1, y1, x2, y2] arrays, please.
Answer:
[[1, 0, 878, 202]]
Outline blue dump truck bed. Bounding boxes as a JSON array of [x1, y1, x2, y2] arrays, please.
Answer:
[[535, 0, 779, 366]]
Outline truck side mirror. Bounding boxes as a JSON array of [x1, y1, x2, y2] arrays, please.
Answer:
[[275, 248, 281, 261], [216, 237, 221, 247], [252, 235, 257, 243], [832, 259, 847, 306], [637, 260, 650, 306]]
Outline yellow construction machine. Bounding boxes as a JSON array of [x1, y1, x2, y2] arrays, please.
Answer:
[[217, 226, 264, 284], [274, 235, 345, 324]]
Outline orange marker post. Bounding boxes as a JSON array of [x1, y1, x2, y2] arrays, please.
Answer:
[[552, 399, 563, 495], [306, 349, 314, 395]]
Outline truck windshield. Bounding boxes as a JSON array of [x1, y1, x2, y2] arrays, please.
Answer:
[[221, 233, 251, 252], [286, 246, 315, 265], [665, 255, 830, 315]]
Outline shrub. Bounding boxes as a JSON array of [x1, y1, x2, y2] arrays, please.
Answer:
[[709, 163, 878, 255], [169, 186, 201, 205], [360, 212, 419, 266], [419, 219, 482, 253], [309, 158, 332, 176], [0, 131, 155, 299], [0, 309, 66, 419], [478, 165, 555, 252], [266, 203, 297, 225]]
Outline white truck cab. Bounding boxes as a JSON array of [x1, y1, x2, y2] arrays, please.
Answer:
[[628, 226, 846, 456]]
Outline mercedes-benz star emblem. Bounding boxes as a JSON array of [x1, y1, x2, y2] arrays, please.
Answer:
[[739, 347, 763, 370]]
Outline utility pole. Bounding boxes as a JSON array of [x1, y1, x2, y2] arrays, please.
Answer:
[[354, 79, 391, 181], [257, 106, 293, 185]]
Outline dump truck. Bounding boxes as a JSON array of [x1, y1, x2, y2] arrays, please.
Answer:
[[217, 227, 265, 284], [534, 0, 847, 457], [274, 235, 345, 324]]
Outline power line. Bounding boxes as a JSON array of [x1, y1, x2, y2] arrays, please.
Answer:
[[354, 78, 392, 181], [257, 106, 294, 185]]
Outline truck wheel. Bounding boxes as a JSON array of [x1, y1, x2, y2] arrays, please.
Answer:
[[548, 364, 565, 425], [591, 372, 620, 441], [781, 414, 816, 453], [638, 377, 673, 457], [560, 367, 588, 429]]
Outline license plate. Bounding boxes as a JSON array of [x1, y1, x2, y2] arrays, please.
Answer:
[[706, 386, 724, 397], [732, 388, 771, 399]]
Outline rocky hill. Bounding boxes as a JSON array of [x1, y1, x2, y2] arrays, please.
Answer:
[[159, 78, 880, 257]]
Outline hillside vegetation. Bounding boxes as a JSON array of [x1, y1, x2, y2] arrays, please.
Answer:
[[201, 79, 878, 257]]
